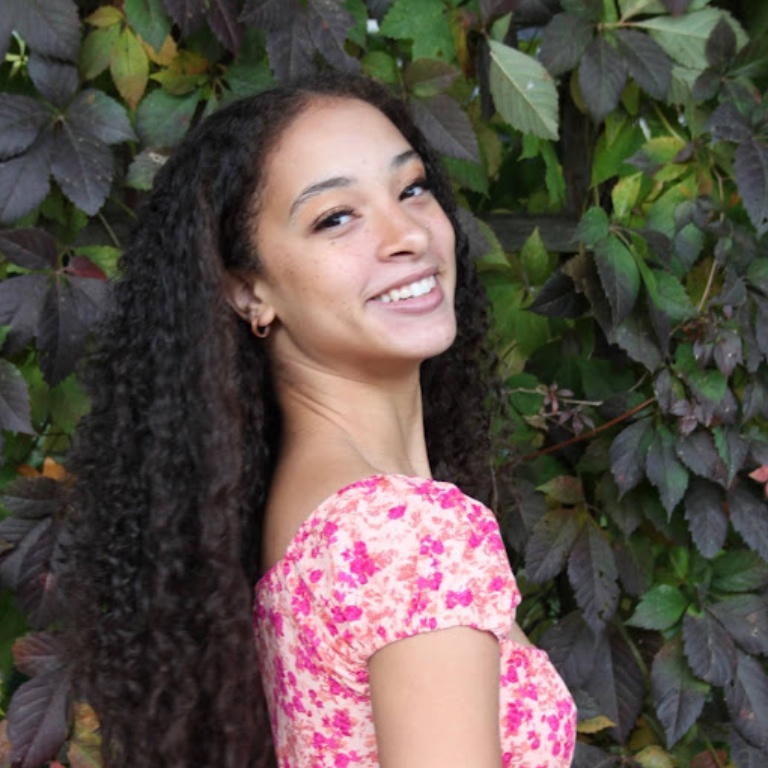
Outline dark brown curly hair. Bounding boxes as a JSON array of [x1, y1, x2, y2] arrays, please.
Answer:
[[62, 72, 500, 767]]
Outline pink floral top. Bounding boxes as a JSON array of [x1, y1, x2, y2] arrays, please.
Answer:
[[254, 474, 576, 767]]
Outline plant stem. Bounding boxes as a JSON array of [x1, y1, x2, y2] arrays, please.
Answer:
[[519, 397, 655, 462], [696, 258, 718, 314]]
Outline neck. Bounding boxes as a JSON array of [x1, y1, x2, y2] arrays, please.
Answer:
[[273, 360, 431, 479]]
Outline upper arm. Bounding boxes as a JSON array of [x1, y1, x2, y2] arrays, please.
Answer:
[[369, 626, 503, 768]]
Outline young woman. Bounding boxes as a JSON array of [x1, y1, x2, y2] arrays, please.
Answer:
[[63, 73, 576, 768]]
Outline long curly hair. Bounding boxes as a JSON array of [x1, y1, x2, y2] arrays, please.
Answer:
[[62, 72, 500, 767]]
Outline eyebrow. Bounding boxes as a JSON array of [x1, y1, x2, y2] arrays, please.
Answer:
[[288, 149, 421, 218]]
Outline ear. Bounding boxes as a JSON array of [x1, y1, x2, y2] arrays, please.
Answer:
[[223, 271, 276, 328]]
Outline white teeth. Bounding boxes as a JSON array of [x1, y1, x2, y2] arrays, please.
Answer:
[[377, 275, 436, 304]]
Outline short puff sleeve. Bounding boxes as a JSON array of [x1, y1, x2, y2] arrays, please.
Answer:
[[296, 475, 520, 677]]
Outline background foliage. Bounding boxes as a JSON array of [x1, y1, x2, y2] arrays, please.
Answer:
[[0, 0, 767, 766]]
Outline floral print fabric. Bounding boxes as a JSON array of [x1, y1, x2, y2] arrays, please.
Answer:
[[254, 474, 576, 767]]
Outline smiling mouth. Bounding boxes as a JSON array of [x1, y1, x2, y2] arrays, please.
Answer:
[[375, 275, 437, 304]]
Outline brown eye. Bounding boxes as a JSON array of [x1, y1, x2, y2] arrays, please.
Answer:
[[313, 208, 354, 231], [400, 178, 431, 200]]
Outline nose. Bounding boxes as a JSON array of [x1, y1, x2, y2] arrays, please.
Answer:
[[374, 201, 430, 260]]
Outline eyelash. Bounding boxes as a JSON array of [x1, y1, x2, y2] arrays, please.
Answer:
[[311, 176, 432, 233]]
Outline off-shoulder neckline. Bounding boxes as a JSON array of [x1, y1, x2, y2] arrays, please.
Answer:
[[254, 473, 454, 591]]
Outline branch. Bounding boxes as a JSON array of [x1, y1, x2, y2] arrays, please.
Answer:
[[518, 397, 655, 462]]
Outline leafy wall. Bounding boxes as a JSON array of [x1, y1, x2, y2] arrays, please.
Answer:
[[1, 0, 768, 766]]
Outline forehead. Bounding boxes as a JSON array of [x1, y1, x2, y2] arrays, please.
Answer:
[[261, 97, 415, 192]]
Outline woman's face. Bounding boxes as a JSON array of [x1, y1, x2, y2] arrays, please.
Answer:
[[249, 97, 457, 381]]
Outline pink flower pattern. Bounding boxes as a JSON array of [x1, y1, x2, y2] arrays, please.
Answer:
[[254, 474, 576, 767]]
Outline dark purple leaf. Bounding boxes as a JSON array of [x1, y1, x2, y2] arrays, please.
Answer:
[[561, 0, 602, 22], [0, 359, 34, 435], [651, 637, 708, 748], [539, 13, 593, 77], [0, 95, 51, 158], [163, 0, 206, 36], [2, 477, 65, 519], [404, 60, 460, 97], [676, 429, 727, 486], [682, 610, 736, 686], [567, 523, 619, 631], [713, 329, 743, 378], [0, 515, 50, 592], [124, 0, 172, 51], [573, 743, 620, 768], [0, 1, 16, 62], [307, 0, 359, 74], [26, 55, 78, 109], [730, 484, 768, 562], [613, 535, 653, 596], [692, 69, 722, 101], [0, 229, 57, 270], [7, 666, 71, 768], [207, 0, 244, 53], [12, 632, 64, 678], [646, 426, 689, 516], [684, 478, 727, 557], [612, 312, 663, 371], [539, 610, 598, 689], [710, 594, 768, 656], [594, 235, 639, 326], [66, 90, 137, 146], [599, 475, 643, 536], [726, 651, 768, 750], [15, 514, 60, 628], [525, 507, 583, 583], [578, 36, 627, 123], [12, 0, 81, 62], [707, 102, 753, 143], [411, 95, 480, 163], [735, 138, 768, 237], [731, 727, 768, 768], [501, 478, 546, 551], [264, 12, 315, 82], [528, 270, 588, 318], [581, 626, 645, 743], [479, 0, 522, 22], [240, 0, 298, 32], [0, 274, 50, 354], [717, 427, 749, 487], [615, 29, 671, 100], [661, 0, 691, 13], [50, 122, 113, 216], [706, 18, 737, 70], [610, 417, 653, 496], [0, 135, 52, 224], [37, 275, 108, 386]]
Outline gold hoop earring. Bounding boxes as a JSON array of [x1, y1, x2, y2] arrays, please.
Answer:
[[252, 320, 271, 339]]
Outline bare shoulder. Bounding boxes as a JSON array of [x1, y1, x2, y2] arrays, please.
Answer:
[[261, 451, 376, 573]]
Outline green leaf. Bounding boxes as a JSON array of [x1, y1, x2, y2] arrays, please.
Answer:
[[651, 637, 708, 749], [380, 0, 455, 61], [525, 507, 583, 583], [520, 228, 551, 285], [575, 207, 610, 247], [676, 343, 727, 403], [80, 25, 121, 81], [540, 141, 566, 207], [136, 89, 200, 147], [610, 172, 643, 221], [124, 0, 172, 51], [361, 50, 400, 83], [640, 266, 694, 322], [594, 234, 640, 326], [712, 551, 768, 593], [592, 114, 645, 185], [627, 584, 689, 630], [637, 9, 748, 70], [578, 36, 628, 123], [567, 523, 620, 631], [488, 40, 559, 140], [682, 611, 735, 686], [646, 425, 689, 516], [539, 13, 594, 77], [110, 28, 150, 111]]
